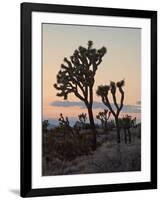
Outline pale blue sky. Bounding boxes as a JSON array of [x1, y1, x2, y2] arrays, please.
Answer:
[[43, 23, 141, 122]]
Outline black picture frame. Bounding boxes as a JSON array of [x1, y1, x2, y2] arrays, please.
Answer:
[[21, 2, 157, 197]]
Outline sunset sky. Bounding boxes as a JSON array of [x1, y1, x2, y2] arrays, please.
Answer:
[[42, 23, 141, 125]]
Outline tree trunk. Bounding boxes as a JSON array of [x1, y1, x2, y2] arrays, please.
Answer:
[[87, 106, 97, 150], [105, 119, 107, 130], [115, 117, 121, 143], [101, 120, 104, 128]]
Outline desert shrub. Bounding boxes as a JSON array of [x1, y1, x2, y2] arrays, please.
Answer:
[[42, 120, 49, 132], [43, 129, 94, 161], [84, 123, 91, 129]]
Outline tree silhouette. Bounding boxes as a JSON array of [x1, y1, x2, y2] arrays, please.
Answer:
[[96, 109, 111, 128], [120, 115, 136, 143], [54, 41, 107, 148], [58, 113, 70, 128], [78, 113, 87, 124], [96, 80, 125, 143], [58, 113, 75, 138]]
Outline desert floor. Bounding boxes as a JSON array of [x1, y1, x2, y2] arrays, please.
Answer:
[[43, 126, 141, 176]]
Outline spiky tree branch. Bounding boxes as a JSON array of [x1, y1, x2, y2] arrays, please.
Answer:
[[54, 41, 107, 106]]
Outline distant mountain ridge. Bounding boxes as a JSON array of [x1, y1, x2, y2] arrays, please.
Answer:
[[44, 118, 141, 129]]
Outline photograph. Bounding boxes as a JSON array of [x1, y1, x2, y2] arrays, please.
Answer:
[[21, 3, 157, 197], [42, 23, 141, 176]]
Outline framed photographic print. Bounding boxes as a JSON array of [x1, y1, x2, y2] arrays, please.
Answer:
[[21, 2, 157, 197]]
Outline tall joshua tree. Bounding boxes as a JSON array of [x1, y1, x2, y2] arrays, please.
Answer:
[[96, 80, 125, 143], [54, 41, 107, 148]]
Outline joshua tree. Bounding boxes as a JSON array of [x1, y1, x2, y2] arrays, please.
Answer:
[[58, 113, 74, 138], [96, 109, 111, 128], [120, 115, 136, 143], [96, 80, 125, 143], [54, 41, 107, 148], [78, 113, 87, 124], [58, 113, 70, 128]]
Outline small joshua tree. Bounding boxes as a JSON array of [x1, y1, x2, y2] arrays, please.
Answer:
[[96, 109, 111, 128], [54, 41, 107, 149], [58, 113, 74, 138], [121, 115, 136, 143], [96, 80, 125, 143], [58, 113, 70, 128], [78, 113, 87, 124]]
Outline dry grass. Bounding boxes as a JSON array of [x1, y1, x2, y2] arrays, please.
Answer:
[[42, 126, 141, 176]]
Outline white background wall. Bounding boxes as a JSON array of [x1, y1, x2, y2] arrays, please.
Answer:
[[0, 0, 160, 199]]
